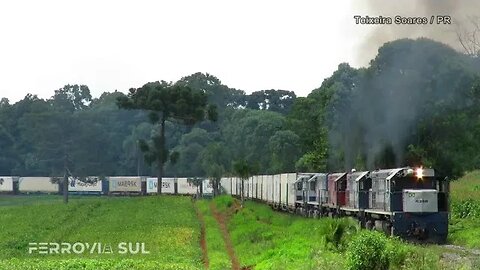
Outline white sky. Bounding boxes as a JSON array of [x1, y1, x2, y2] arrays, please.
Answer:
[[0, 1, 427, 102]]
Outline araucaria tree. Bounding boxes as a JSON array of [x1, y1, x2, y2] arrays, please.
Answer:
[[117, 81, 217, 194]]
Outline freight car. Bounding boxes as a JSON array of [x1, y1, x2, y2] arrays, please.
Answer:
[[108, 176, 143, 195], [0, 176, 18, 194], [68, 176, 104, 195], [19, 177, 60, 194]]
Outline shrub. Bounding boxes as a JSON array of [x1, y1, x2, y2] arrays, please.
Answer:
[[345, 230, 388, 270], [451, 199, 480, 219]]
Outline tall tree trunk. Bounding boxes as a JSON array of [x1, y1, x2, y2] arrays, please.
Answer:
[[157, 116, 166, 195], [63, 155, 68, 204], [63, 174, 68, 204]]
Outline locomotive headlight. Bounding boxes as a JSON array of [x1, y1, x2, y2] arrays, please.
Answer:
[[416, 167, 424, 179]]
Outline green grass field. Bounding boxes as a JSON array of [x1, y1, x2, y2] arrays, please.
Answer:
[[449, 170, 480, 248], [0, 195, 203, 270]]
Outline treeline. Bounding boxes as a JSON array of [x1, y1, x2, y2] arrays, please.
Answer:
[[0, 38, 479, 178]]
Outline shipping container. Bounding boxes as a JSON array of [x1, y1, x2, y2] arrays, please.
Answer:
[[177, 178, 198, 195], [273, 174, 281, 204], [264, 175, 274, 203], [286, 173, 297, 207], [252, 175, 259, 199], [108, 176, 142, 193], [19, 177, 59, 193], [220, 177, 232, 195], [146, 178, 175, 194], [68, 176, 103, 193], [0, 176, 15, 193], [203, 179, 214, 195]]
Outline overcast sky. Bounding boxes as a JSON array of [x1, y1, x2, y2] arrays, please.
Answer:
[[0, 1, 472, 102]]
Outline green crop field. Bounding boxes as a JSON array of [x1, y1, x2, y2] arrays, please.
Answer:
[[0, 195, 203, 270], [449, 170, 480, 248]]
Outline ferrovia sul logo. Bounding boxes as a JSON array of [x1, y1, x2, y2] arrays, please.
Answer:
[[28, 242, 150, 255]]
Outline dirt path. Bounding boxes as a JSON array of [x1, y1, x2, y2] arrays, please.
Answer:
[[194, 202, 209, 269], [210, 203, 241, 270]]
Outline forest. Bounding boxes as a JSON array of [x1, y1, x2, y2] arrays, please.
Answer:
[[0, 38, 479, 179]]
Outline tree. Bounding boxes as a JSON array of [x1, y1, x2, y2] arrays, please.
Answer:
[[268, 130, 301, 173], [17, 85, 92, 203], [200, 143, 228, 196], [187, 176, 204, 199], [456, 16, 480, 57], [246, 89, 296, 114], [117, 81, 217, 194], [232, 159, 258, 206]]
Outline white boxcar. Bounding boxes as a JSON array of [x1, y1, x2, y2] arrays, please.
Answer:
[[245, 177, 251, 199], [286, 173, 297, 207], [146, 178, 175, 194], [203, 179, 213, 195], [265, 175, 274, 203], [252, 175, 259, 199], [108, 176, 142, 193], [273, 174, 281, 204], [280, 173, 297, 206], [232, 177, 238, 196], [19, 177, 59, 193], [231, 177, 236, 196], [0, 176, 15, 192], [260, 175, 267, 201], [177, 178, 198, 195], [69, 177, 102, 193], [220, 177, 232, 195]]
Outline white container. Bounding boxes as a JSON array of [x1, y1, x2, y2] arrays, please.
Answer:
[[108, 177, 142, 192], [252, 176, 259, 199], [68, 177, 102, 192], [265, 175, 274, 203], [403, 189, 438, 212], [203, 179, 214, 195], [19, 177, 59, 193], [286, 173, 297, 207], [220, 177, 232, 195], [0, 176, 14, 192], [177, 178, 198, 195], [273, 174, 281, 204], [146, 178, 175, 194]]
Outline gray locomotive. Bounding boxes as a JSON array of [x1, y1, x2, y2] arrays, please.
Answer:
[[294, 167, 449, 243]]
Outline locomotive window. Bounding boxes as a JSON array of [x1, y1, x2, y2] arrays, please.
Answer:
[[310, 181, 315, 191], [297, 182, 302, 190]]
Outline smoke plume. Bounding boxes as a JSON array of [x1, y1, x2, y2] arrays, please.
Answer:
[[352, 0, 480, 66]]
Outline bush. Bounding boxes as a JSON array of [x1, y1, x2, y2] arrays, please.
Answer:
[[451, 199, 480, 219], [345, 231, 388, 270]]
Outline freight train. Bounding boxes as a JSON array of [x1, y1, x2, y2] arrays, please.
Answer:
[[0, 166, 449, 243], [0, 176, 212, 196]]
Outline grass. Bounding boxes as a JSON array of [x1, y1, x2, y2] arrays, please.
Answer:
[[0, 195, 203, 270], [196, 200, 231, 270], [209, 196, 475, 270], [449, 170, 480, 248]]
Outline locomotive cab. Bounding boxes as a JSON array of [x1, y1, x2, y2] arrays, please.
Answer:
[[367, 167, 449, 243]]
